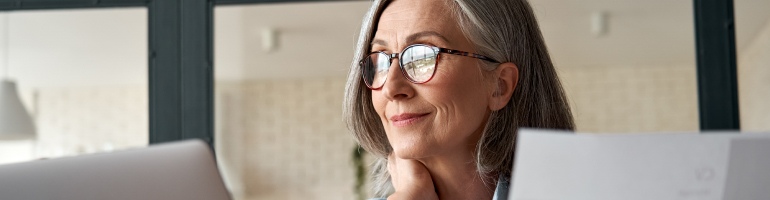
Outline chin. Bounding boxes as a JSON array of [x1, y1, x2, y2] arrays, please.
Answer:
[[390, 137, 439, 159]]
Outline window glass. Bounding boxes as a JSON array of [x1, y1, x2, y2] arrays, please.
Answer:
[[214, 2, 372, 199], [532, 0, 699, 133], [0, 8, 148, 164]]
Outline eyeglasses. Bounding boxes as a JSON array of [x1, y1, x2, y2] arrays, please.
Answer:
[[360, 44, 500, 90]]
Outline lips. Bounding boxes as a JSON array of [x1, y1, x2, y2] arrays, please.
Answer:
[[390, 113, 430, 127]]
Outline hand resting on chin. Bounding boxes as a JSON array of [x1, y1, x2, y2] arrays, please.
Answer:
[[386, 153, 439, 200]]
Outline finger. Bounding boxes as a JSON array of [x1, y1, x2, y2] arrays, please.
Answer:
[[390, 154, 434, 192], [387, 154, 438, 200], [394, 157, 432, 184]]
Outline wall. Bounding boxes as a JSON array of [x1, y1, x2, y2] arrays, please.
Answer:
[[213, 4, 369, 199], [0, 8, 148, 165], [559, 64, 700, 133], [558, 18, 770, 133], [0, 85, 148, 164], [1, 8, 147, 88], [216, 77, 359, 200], [33, 86, 148, 157], [738, 19, 770, 131]]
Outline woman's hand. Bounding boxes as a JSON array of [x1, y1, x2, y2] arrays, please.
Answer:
[[387, 153, 439, 200]]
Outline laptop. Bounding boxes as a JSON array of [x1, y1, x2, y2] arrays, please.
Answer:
[[509, 129, 770, 200], [0, 139, 231, 200]]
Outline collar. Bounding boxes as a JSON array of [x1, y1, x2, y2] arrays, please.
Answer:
[[493, 174, 510, 200]]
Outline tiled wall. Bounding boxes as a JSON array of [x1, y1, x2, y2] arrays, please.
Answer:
[[559, 64, 700, 133], [33, 86, 148, 157], [216, 78, 359, 200], [0, 86, 148, 165]]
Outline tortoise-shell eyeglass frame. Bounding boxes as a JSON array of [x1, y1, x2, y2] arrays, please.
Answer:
[[360, 44, 501, 90]]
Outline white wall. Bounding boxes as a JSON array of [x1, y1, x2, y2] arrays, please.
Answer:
[[215, 6, 247, 81], [224, 2, 370, 80], [0, 8, 147, 88]]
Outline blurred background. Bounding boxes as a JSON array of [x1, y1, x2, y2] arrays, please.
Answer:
[[0, 0, 768, 200], [0, 8, 148, 164]]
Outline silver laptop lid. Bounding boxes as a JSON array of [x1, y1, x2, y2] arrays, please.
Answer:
[[0, 139, 231, 200], [509, 129, 770, 200]]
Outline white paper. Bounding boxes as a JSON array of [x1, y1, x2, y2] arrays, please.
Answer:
[[509, 129, 770, 200]]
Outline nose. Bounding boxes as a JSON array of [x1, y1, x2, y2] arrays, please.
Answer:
[[381, 57, 415, 101]]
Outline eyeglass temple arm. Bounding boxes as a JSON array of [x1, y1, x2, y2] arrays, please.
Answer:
[[438, 48, 501, 63]]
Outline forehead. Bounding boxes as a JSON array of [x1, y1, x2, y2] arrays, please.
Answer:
[[373, 0, 464, 48]]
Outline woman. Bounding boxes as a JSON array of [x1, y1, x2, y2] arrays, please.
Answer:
[[343, 0, 574, 199]]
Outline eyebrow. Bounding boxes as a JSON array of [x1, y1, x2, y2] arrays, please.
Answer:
[[370, 31, 450, 48], [406, 31, 450, 45], [371, 38, 388, 47]]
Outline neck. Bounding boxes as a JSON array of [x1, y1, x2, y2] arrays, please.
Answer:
[[417, 134, 496, 200]]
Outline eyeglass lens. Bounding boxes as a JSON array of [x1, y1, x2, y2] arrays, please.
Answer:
[[363, 45, 438, 89], [363, 52, 390, 89]]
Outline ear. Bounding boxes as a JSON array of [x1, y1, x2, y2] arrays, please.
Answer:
[[489, 62, 518, 111]]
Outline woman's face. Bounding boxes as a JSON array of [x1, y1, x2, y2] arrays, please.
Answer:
[[372, 0, 495, 159]]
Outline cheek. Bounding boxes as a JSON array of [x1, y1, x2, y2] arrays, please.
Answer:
[[430, 89, 488, 132], [371, 91, 388, 122], [425, 62, 491, 138], [431, 62, 490, 112]]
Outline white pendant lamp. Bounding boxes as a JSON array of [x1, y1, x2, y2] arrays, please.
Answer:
[[0, 14, 36, 140], [0, 79, 36, 140]]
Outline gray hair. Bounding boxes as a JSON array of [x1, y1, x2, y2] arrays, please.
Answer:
[[343, 0, 575, 197]]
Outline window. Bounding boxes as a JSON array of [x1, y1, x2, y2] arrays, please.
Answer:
[[0, 8, 147, 164]]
